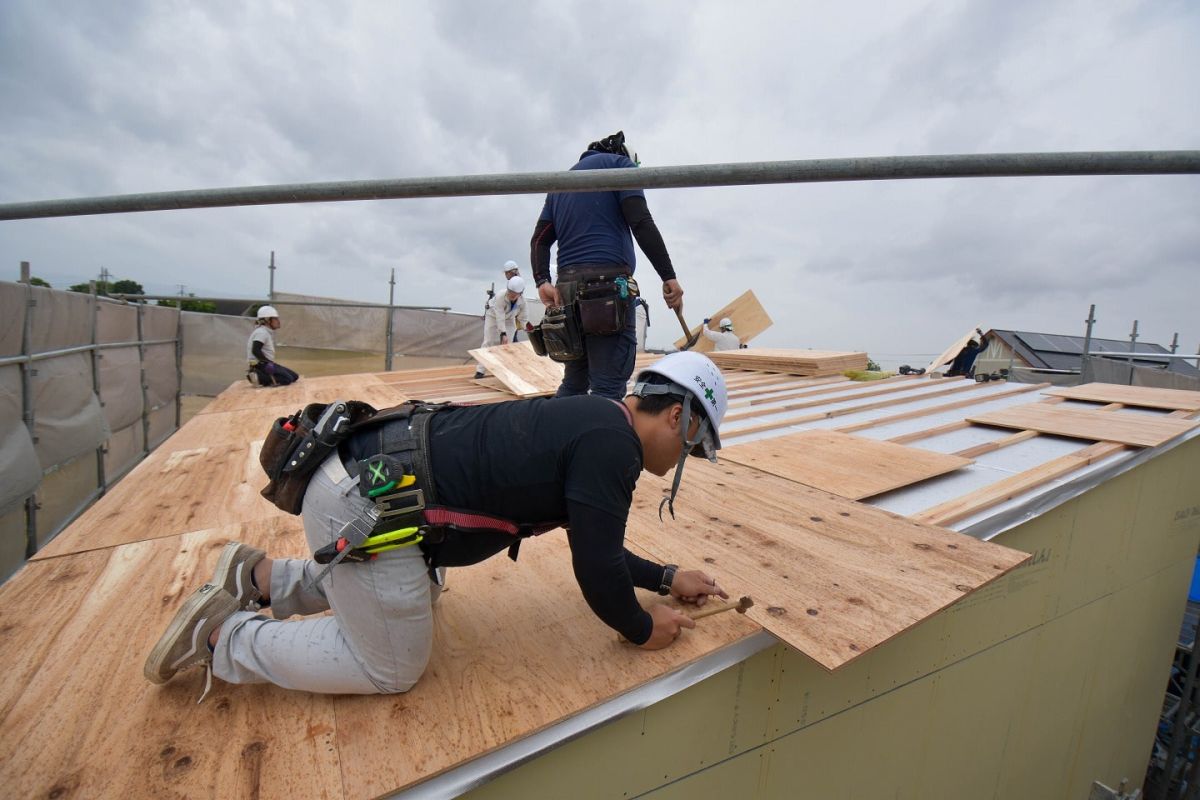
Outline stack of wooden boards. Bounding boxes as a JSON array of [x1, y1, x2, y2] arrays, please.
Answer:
[[706, 348, 868, 376]]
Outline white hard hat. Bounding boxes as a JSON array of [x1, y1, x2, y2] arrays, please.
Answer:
[[632, 351, 727, 519], [506, 276, 525, 294], [503, 260, 519, 273], [256, 305, 279, 320], [719, 317, 733, 330]]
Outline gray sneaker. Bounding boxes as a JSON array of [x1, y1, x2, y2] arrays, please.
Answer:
[[212, 541, 266, 610], [144, 584, 240, 691]]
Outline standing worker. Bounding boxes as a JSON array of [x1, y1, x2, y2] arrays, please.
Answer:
[[246, 305, 299, 387], [475, 273, 529, 379], [702, 318, 742, 351], [531, 130, 684, 400], [145, 352, 731, 698], [634, 296, 650, 353]]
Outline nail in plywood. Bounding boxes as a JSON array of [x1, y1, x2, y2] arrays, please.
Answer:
[[673, 289, 773, 352], [967, 403, 1198, 447], [1045, 383, 1200, 411], [625, 460, 1029, 670], [0, 522, 344, 800], [720, 430, 974, 500], [468, 341, 563, 397]]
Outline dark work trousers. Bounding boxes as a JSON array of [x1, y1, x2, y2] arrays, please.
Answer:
[[252, 361, 300, 386], [554, 265, 637, 401]]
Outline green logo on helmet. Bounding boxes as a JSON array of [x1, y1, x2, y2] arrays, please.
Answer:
[[704, 387, 715, 404]]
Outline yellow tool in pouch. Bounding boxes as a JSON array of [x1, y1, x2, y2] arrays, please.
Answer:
[[361, 526, 424, 554]]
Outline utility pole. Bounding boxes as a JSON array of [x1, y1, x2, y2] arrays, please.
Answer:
[[1170, 333, 1179, 354], [268, 251, 276, 301], [19, 260, 30, 283], [1081, 304, 1096, 382], [1128, 320, 1139, 351]]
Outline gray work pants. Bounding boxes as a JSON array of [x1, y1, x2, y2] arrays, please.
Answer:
[[213, 456, 438, 694]]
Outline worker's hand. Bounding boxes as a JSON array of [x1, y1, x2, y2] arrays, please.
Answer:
[[525, 322, 534, 332], [702, 318, 711, 326], [662, 279, 683, 311], [639, 604, 696, 650], [670, 570, 729, 607], [539, 282, 562, 308]]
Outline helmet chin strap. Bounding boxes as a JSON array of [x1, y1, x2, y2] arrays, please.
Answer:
[[658, 401, 709, 521]]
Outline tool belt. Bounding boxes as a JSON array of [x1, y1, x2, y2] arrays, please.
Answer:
[[531, 273, 638, 362], [257, 398, 563, 568]]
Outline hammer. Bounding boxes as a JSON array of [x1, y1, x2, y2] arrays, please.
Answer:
[[689, 595, 754, 621]]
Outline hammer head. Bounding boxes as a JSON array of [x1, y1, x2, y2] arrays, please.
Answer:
[[735, 596, 754, 614]]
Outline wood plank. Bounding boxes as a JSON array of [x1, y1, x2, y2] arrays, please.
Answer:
[[673, 289, 773, 352], [706, 348, 868, 376], [0, 522, 344, 800], [200, 373, 397, 414], [835, 382, 1047, 434], [725, 378, 940, 423], [746, 374, 913, 405], [1045, 382, 1200, 411], [967, 403, 1198, 447], [719, 430, 974, 500], [625, 461, 1030, 671], [912, 442, 1127, 527], [925, 323, 983, 375], [468, 341, 563, 397]]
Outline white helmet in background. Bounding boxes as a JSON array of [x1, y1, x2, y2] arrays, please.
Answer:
[[631, 351, 727, 519], [503, 260, 519, 275], [256, 305, 280, 320], [719, 317, 733, 331], [506, 276, 526, 294]]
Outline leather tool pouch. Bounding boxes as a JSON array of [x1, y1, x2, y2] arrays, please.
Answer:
[[538, 304, 585, 362], [576, 278, 626, 336], [527, 324, 548, 357]]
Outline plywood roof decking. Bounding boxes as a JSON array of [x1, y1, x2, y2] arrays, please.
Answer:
[[1045, 382, 1200, 411], [468, 341, 564, 397], [672, 289, 773, 353], [719, 430, 974, 500], [967, 402, 1199, 448], [706, 348, 869, 376], [625, 461, 1029, 670]]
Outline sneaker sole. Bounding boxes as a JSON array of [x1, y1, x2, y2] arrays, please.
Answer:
[[212, 542, 265, 608], [144, 585, 238, 684]]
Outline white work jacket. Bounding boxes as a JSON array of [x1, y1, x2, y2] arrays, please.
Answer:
[[481, 293, 528, 346], [703, 326, 742, 351]]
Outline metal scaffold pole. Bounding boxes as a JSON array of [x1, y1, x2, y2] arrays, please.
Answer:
[[18, 262, 38, 558], [385, 268, 396, 372], [90, 282, 107, 498]]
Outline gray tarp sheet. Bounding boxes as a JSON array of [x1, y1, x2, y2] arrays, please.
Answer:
[[31, 352, 109, 468], [1085, 357, 1200, 391], [97, 346, 143, 431], [0, 282, 26, 357], [0, 365, 40, 514], [180, 311, 254, 396]]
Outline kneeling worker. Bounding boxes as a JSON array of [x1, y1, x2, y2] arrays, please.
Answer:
[[703, 317, 742, 351], [475, 271, 529, 379], [146, 352, 730, 697], [246, 305, 299, 387]]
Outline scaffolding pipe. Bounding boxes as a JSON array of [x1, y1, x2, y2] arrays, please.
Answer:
[[386, 268, 396, 372], [1, 150, 1197, 221], [107, 293, 449, 311], [0, 338, 179, 368], [20, 275, 37, 558], [89, 282, 107, 499]]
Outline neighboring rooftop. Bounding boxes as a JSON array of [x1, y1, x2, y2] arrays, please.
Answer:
[[988, 328, 1200, 376]]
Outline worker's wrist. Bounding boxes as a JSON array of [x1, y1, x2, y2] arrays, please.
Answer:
[[535, 276, 551, 287], [657, 564, 678, 596]]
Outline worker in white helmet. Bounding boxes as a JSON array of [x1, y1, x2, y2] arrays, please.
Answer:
[[503, 260, 519, 280], [146, 352, 731, 698], [702, 317, 742, 351], [475, 274, 530, 378], [246, 305, 299, 386]]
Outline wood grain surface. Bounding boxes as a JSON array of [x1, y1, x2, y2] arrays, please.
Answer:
[[719, 430, 974, 499], [706, 349, 868, 376], [626, 460, 1028, 671], [468, 341, 564, 397], [1045, 382, 1200, 411], [925, 323, 983, 374], [967, 403, 1198, 447], [672, 289, 773, 352]]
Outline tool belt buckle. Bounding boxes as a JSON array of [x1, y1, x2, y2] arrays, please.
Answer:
[[375, 488, 425, 521]]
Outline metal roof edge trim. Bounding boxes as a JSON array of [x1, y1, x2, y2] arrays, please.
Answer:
[[388, 631, 778, 799], [960, 424, 1200, 543]]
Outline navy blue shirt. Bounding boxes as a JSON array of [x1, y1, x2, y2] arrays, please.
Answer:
[[538, 151, 644, 270]]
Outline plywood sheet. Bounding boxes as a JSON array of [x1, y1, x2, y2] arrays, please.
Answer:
[[201, 373, 401, 414], [626, 461, 1028, 670], [468, 341, 563, 397], [1045, 383, 1200, 411], [673, 289, 773, 353], [0, 521, 343, 800], [925, 323, 983, 374], [162, 403, 298, 452], [706, 349, 868, 376], [31, 441, 287, 559], [967, 403, 1198, 447], [720, 430, 973, 500]]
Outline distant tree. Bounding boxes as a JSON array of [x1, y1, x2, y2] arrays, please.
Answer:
[[866, 357, 882, 372], [157, 296, 216, 314], [110, 279, 144, 295], [29, 277, 51, 288], [68, 281, 97, 294]]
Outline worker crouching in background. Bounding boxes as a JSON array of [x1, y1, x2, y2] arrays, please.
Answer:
[[145, 352, 730, 698], [475, 273, 529, 379], [246, 305, 299, 387]]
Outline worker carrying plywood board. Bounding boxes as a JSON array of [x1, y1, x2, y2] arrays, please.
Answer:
[[702, 317, 744, 351], [145, 353, 732, 699], [674, 289, 772, 353]]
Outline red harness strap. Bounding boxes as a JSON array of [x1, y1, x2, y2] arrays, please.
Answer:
[[422, 507, 561, 537]]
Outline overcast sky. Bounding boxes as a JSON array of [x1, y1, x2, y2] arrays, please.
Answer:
[[1, 0, 1197, 363]]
